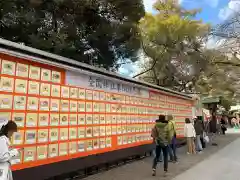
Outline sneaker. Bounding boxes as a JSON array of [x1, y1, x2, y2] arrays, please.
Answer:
[[198, 151, 203, 154], [152, 169, 156, 176], [187, 152, 190, 155]]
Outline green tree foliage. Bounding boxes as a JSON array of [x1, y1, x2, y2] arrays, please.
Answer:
[[137, 0, 210, 91], [0, 0, 144, 70], [196, 50, 240, 107]]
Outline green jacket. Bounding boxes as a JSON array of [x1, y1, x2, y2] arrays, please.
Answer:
[[152, 122, 171, 146]]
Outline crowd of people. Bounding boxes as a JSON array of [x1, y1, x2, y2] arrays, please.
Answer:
[[0, 114, 232, 179], [151, 114, 228, 176]]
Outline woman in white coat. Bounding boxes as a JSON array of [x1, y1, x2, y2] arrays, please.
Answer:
[[0, 119, 20, 180], [184, 118, 196, 154]]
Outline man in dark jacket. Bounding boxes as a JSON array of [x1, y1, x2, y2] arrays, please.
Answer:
[[151, 115, 171, 176], [197, 116, 206, 149], [153, 119, 163, 162], [194, 118, 203, 152]]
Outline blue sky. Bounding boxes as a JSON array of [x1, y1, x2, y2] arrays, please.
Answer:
[[144, 0, 240, 24], [182, 0, 228, 25], [119, 0, 240, 76]]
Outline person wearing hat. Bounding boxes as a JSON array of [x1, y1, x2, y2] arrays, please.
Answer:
[[0, 119, 22, 180]]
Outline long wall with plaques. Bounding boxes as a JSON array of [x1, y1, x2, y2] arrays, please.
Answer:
[[0, 52, 193, 171]]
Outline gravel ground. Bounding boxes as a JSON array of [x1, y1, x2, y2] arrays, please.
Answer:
[[82, 133, 239, 180]]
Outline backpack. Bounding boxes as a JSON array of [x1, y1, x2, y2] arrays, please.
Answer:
[[154, 124, 168, 147]]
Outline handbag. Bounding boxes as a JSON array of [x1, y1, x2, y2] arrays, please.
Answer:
[[203, 132, 209, 143]]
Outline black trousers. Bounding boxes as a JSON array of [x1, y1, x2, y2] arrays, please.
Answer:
[[200, 136, 206, 148], [152, 144, 168, 171], [221, 127, 226, 134]]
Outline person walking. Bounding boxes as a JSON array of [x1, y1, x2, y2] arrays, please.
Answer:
[[220, 117, 227, 135], [0, 119, 21, 180], [151, 115, 172, 176], [153, 119, 163, 162], [194, 117, 203, 153], [167, 115, 177, 162], [198, 116, 206, 149], [184, 118, 196, 154], [209, 116, 218, 146]]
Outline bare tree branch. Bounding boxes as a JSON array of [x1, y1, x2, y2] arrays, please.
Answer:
[[213, 61, 240, 67], [133, 39, 165, 78]]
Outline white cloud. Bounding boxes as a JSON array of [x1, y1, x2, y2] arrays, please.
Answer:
[[218, 8, 233, 20], [218, 0, 240, 21], [143, 0, 156, 12], [118, 63, 136, 76], [179, 0, 183, 3], [118, 51, 147, 77]]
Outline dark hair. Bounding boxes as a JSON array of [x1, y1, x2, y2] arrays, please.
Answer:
[[157, 114, 168, 123], [159, 115, 165, 121], [0, 120, 18, 137], [185, 118, 191, 124]]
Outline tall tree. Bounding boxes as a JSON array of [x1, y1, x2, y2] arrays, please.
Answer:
[[211, 10, 240, 64], [136, 0, 210, 92], [0, 0, 145, 70], [195, 49, 240, 109]]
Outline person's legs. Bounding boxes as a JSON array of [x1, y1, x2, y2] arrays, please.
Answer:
[[152, 145, 161, 176], [189, 138, 193, 154], [196, 135, 203, 152], [221, 127, 225, 135], [158, 150, 163, 162], [162, 145, 169, 172], [153, 148, 162, 162], [187, 137, 191, 154], [171, 137, 177, 161], [200, 136, 206, 149], [210, 133, 218, 146], [191, 137, 196, 154], [168, 143, 174, 161]]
